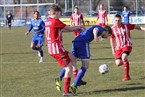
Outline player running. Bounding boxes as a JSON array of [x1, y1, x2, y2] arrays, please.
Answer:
[[25, 11, 45, 63], [45, 4, 84, 96], [57, 25, 112, 94], [70, 6, 85, 37], [110, 14, 145, 81]]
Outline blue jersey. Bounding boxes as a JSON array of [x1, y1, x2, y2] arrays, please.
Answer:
[[121, 11, 131, 23], [73, 25, 104, 42], [28, 18, 45, 37], [72, 26, 104, 59]]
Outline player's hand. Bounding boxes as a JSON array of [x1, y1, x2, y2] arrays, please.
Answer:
[[112, 50, 115, 57], [94, 37, 99, 42], [25, 32, 29, 36]]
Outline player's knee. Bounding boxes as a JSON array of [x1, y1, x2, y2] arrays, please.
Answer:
[[122, 53, 128, 61], [115, 60, 123, 66], [82, 59, 90, 69], [32, 46, 38, 50]]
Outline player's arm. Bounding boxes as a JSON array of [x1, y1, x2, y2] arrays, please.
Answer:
[[70, 15, 74, 26], [96, 13, 99, 24], [110, 37, 115, 56], [134, 25, 145, 31], [105, 11, 108, 25], [93, 28, 99, 42], [25, 23, 33, 35], [81, 14, 85, 26], [61, 25, 85, 32]]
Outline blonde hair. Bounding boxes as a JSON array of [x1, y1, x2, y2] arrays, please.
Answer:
[[49, 4, 62, 15]]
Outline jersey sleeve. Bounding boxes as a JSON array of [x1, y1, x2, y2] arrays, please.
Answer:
[[55, 19, 66, 29], [28, 20, 33, 32], [127, 24, 135, 30]]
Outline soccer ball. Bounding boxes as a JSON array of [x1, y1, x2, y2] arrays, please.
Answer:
[[99, 64, 109, 74]]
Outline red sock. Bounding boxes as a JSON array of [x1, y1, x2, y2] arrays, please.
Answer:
[[123, 60, 130, 77], [64, 77, 71, 93], [73, 69, 78, 78]]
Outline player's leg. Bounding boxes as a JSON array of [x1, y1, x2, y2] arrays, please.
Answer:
[[121, 46, 132, 81], [53, 51, 74, 95], [115, 59, 123, 66], [122, 52, 130, 81], [71, 42, 89, 94], [69, 53, 78, 79], [31, 37, 38, 50], [37, 37, 44, 63], [73, 59, 88, 85], [8, 21, 11, 29], [114, 49, 123, 66]]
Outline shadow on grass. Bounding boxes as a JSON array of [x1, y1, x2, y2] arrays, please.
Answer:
[[79, 86, 145, 95]]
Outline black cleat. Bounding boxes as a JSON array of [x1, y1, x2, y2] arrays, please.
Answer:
[[77, 80, 87, 86]]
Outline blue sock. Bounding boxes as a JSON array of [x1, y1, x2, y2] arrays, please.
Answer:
[[32, 47, 38, 50], [59, 68, 65, 80], [38, 50, 43, 57], [74, 66, 87, 88]]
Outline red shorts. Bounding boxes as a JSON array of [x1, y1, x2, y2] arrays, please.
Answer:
[[74, 32, 80, 37], [50, 51, 70, 67], [98, 23, 105, 27], [115, 46, 132, 59]]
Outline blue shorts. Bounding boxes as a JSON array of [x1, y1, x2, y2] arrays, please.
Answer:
[[32, 35, 44, 47], [72, 41, 90, 59]]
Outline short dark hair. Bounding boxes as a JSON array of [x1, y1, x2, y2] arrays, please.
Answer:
[[103, 25, 112, 35], [34, 11, 39, 15], [74, 6, 79, 9], [115, 14, 122, 19]]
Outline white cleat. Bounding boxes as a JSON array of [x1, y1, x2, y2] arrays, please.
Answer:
[[39, 57, 44, 63]]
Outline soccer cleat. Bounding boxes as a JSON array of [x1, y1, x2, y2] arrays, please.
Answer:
[[70, 84, 77, 94], [77, 80, 87, 86], [39, 57, 44, 63], [123, 76, 131, 81], [63, 92, 75, 96], [55, 78, 62, 92]]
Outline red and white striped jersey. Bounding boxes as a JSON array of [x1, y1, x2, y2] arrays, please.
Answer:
[[70, 13, 83, 26], [45, 17, 66, 54], [110, 24, 135, 50], [97, 10, 108, 24]]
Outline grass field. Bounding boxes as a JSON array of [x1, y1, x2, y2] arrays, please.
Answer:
[[0, 26, 145, 97]]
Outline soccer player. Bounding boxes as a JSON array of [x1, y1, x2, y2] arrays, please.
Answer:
[[110, 14, 145, 81], [121, 6, 131, 24], [58, 25, 112, 94], [97, 4, 108, 26], [6, 10, 13, 29], [25, 11, 45, 63], [45, 4, 84, 96], [70, 6, 85, 37], [97, 4, 108, 41]]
